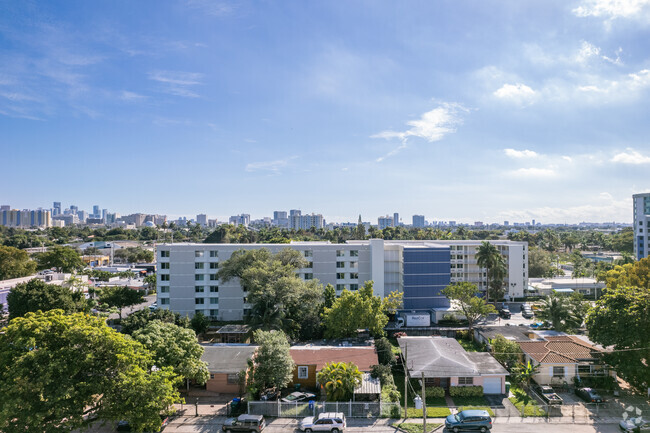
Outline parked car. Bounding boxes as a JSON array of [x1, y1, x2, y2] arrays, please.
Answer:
[[222, 414, 266, 432], [148, 302, 158, 311], [619, 417, 650, 432], [537, 385, 563, 405], [300, 412, 346, 432], [521, 304, 534, 319], [498, 305, 511, 319], [445, 409, 492, 432], [575, 387, 605, 403], [281, 392, 316, 403], [116, 416, 169, 432], [260, 388, 280, 401]]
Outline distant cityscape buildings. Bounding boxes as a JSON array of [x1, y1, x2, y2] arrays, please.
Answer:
[[633, 192, 650, 260]]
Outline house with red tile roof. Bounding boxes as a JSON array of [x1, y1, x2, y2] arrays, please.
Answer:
[[516, 336, 613, 386]]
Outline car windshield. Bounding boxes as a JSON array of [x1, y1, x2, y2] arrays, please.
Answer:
[[456, 413, 464, 421], [285, 394, 298, 401]]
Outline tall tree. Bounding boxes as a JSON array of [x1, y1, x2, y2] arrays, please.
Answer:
[[535, 293, 589, 332], [36, 246, 85, 273], [586, 285, 650, 393], [0, 310, 180, 433], [7, 278, 89, 320], [120, 308, 192, 335], [475, 241, 504, 302], [99, 286, 144, 320], [0, 245, 37, 280], [249, 330, 294, 394], [441, 282, 496, 340], [490, 334, 522, 369], [317, 361, 363, 401], [322, 281, 402, 338], [133, 321, 210, 386], [190, 311, 211, 337]]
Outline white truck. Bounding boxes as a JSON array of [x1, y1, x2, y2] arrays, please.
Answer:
[[396, 312, 431, 328]]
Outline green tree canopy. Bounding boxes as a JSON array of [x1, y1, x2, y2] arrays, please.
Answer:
[[475, 241, 506, 302], [7, 278, 89, 320], [249, 330, 295, 394], [441, 282, 496, 341], [99, 286, 144, 320], [490, 334, 522, 369], [190, 311, 211, 337], [535, 293, 588, 332], [317, 361, 363, 401], [36, 246, 85, 273], [133, 320, 210, 385], [114, 247, 154, 264], [322, 281, 403, 339], [586, 285, 650, 393], [0, 245, 37, 280], [120, 308, 192, 335], [0, 310, 180, 433], [528, 247, 559, 278], [603, 257, 650, 290]]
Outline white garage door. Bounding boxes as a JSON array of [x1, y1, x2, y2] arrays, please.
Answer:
[[482, 377, 502, 394]]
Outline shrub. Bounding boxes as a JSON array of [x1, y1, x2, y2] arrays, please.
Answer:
[[370, 364, 394, 386], [425, 386, 445, 398], [381, 383, 401, 402], [375, 337, 395, 365], [449, 386, 483, 397], [456, 330, 471, 340]]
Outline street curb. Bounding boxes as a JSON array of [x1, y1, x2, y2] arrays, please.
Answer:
[[394, 421, 444, 433]]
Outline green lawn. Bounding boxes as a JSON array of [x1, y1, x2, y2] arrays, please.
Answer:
[[397, 422, 442, 433], [455, 338, 485, 352], [509, 385, 547, 417], [393, 369, 451, 418]]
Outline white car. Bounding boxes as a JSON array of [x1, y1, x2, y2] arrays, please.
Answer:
[[619, 417, 650, 432], [300, 412, 346, 432]]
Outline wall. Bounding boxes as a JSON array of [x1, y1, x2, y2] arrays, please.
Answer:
[[206, 373, 240, 394], [291, 364, 318, 390], [402, 247, 451, 309]]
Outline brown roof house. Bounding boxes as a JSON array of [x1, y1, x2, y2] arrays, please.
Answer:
[[398, 336, 508, 395], [201, 344, 257, 394], [517, 336, 613, 386], [289, 346, 379, 392]]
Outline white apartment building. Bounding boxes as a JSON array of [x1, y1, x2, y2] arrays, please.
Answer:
[[156, 239, 527, 321], [633, 193, 650, 260]]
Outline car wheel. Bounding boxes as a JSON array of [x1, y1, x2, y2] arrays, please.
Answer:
[[304, 429, 312, 433], [332, 429, 339, 433], [453, 428, 460, 433], [480, 427, 487, 433]]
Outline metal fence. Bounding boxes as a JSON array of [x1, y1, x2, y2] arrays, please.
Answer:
[[247, 400, 401, 418]]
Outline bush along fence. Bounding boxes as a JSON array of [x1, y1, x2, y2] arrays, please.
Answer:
[[247, 400, 401, 418]]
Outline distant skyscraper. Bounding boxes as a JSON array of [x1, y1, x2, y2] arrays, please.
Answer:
[[0, 205, 9, 212], [273, 211, 289, 228], [93, 205, 100, 217], [532, 219, 536, 226], [393, 212, 399, 227], [413, 215, 425, 228], [69, 205, 78, 214], [102, 209, 107, 221], [378, 215, 393, 230], [229, 214, 250, 227], [504, 221, 510, 226], [633, 193, 650, 260], [53, 202, 61, 216], [196, 214, 208, 226], [1, 209, 51, 228]]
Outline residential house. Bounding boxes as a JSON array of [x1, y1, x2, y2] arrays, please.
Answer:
[[201, 345, 257, 394], [398, 336, 508, 395], [517, 336, 612, 386], [289, 346, 379, 391]]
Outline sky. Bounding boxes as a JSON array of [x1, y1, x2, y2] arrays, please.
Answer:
[[1, 0, 650, 224]]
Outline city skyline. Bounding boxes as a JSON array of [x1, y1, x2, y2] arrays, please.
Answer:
[[2, 1, 650, 223]]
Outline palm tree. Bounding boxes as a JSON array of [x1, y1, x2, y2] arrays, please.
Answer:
[[476, 241, 501, 303], [535, 294, 568, 331], [317, 362, 363, 401], [512, 361, 540, 388]]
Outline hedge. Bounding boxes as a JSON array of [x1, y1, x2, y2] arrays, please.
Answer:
[[425, 386, 445, 398], [449, 386, 483, 397]]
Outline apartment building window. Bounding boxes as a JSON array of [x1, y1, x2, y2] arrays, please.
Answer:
[[350, 261, 358, 269], [208, 274, 217, 281], [336, 284, 346, 291], [305, 262, 313, 268], [336, 273, 345, 279], [160, 250, 170, 258], [195, 298, 204, 305], [336, 250, 345, 257], [160, 262, 170, 270], [210, 286, 219, 293], [209, 262, 219, 269], [159, 286, 169, 293], [243, 308, 251, 316], [209, 309, 218, 318], [303, 250, 313, 258], [195, 286, 204, 293], [350, 272, 358, 279], [350, 250, 358, 257], [160, 298, 170, 305], [160, 274, 170, 281], [209, 250, 218, 257], [349, 284, 358, 290], [336, 262, 345, 268], [210, 298, 219, 304], [195, 274, 204, 281], [458, 377, 474, 385], [195, 262, 204, 269], [243, 297, 248, 304], [304, 273, 313, 280], [195, 250, 204, 258]]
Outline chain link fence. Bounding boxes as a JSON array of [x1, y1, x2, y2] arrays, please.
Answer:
[[247, 400, 401, 418]]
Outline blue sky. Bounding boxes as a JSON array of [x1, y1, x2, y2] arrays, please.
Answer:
[[2, 0, 650, 224]]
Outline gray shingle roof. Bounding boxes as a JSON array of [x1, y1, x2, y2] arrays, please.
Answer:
[[201, 345, 257, 374], [398, 337, 507, 378]]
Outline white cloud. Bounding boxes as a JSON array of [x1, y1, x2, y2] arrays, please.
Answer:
[[120, 91, 146, 101], [148, 70, 204, 98], [504, 149, 539, 159], [562, 156, 573, 163], [509, 167, 557, 178], [245, 157, 297, 173], [493, 83, 536, 105], [612, 148, 650, 164], [573, 0, 650, 19], [576, 41, 622, 65]]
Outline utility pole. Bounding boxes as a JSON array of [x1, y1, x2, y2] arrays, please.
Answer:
[[403, 344, 408, 419], [421, 372, 426, 432]]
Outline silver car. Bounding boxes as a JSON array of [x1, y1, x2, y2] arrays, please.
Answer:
[[300, 412, 346, 432], [619, 417, 650, 432]]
